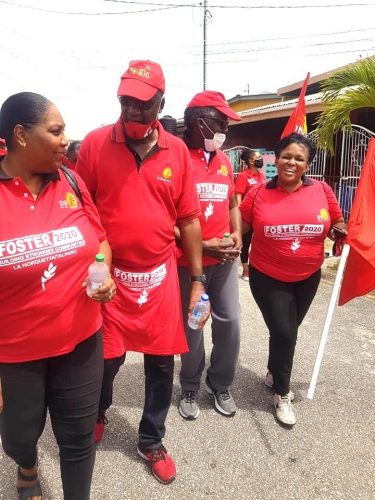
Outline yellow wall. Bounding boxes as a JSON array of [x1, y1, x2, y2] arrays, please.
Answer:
[[230, 98, 281, 113]]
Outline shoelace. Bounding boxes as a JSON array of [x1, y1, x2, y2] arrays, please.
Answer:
[[183, 391, 196, 403], [278, 395, 293, 413], [218, 390, 231, 401], [149, 446, 167, 463]]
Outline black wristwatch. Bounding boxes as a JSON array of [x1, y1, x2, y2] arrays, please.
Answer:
[[190, 274, 207, 285]]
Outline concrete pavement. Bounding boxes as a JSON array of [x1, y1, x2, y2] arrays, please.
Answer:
[[1, 263, 374, 499]]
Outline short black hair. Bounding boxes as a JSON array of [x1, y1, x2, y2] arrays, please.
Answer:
[[67, 141, 81, 156], [184, 106, 215, 130], [0, 92, 51, 150], [275, 133, 316, 163], [240, 148, 256, 164]]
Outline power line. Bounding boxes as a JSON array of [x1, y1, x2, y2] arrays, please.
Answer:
[[0, 0, 186, 15], [0, 0, 373, 15], [184, 27, 375, 48], [207, 47, 375, 65], [205, 37, 375, 57], [105, 0, 374, 6]]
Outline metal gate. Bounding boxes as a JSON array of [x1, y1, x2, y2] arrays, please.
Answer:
[[223, 145, 248, 179], [308, 124, 375, 220]]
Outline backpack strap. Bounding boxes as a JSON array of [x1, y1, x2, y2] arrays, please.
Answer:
[[60, 165, 84, 206]]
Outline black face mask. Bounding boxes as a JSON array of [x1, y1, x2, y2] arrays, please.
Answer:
[[254, 159, 263, 169]]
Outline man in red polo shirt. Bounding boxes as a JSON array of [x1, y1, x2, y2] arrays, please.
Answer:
[[76, 60, 205, 485], [177, 91, 242, 420]]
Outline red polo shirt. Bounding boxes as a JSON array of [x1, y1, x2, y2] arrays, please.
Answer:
[[178, 148, 235, 267], [235, 169, 265, 197], [77, 120, 201, 357], [240, 176, 342, 282], [0, 165, 106, 362]]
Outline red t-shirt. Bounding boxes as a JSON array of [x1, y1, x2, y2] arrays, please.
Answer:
[[76, 120, 201, 357], [178, 148, 235, 267], [235, 169, 265, 198], [0, 167, 106, 362], [240, 176, 342, 282], [62, 155, 76, 171]]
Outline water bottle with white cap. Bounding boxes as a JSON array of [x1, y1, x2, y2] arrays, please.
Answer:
[[188, 293, 210, 330]]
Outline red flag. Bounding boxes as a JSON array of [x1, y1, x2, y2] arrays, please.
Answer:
[[281, 72, 310, 139], [338, 138, 375, 305]]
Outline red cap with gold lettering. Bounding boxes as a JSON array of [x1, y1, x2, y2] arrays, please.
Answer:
[[117, 60, 165, 101]]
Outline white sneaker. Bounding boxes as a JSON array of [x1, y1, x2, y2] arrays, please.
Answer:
[[265, 372, 295, 401], [273, 393, 296, 426]]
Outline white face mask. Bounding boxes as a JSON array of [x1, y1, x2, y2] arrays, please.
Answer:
[[200, 119, 226, 151]]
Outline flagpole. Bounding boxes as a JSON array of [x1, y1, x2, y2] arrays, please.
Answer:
[[307, 243, 350, 399]]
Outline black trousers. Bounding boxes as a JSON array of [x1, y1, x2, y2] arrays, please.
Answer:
[[99, 353, 174, 451], [250, 267, 321, 395], [240, 230, 253, 264], [0, 331, 103, 500]]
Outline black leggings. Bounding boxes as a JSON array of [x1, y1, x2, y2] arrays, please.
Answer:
[[250, 268, 321, 395], [240, 230, 253, 264], [0, 331, 103, 500]]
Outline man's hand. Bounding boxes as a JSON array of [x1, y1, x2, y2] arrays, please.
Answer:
[[188, 281, 210, 328], [202, 236, 241, 262]]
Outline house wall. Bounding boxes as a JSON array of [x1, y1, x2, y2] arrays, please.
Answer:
[[230, 98, 281, 113], [226, 112, 321, 149]]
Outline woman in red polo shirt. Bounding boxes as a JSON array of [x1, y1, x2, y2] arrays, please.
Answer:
[[235, 148, 265, 280], [240, 133, 346, 427], [0, 92, 115, 500]]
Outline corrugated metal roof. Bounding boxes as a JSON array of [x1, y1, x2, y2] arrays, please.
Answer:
[[237, 91, 322, 118]]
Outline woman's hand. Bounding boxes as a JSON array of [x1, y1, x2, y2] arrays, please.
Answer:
[[82, 276, 117, 303], [328, 223, 348, 241]]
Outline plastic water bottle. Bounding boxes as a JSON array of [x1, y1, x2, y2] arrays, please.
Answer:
[[223, 232, 233, 248], [86, 253, 108, 297], [188, 293, 209, 330]]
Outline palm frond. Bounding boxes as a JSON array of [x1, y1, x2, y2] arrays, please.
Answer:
[[314, 58, 375, 153]]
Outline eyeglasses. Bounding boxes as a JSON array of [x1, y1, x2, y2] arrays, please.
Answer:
[[203, 116, 229, 128], [119, 96, 157, 112]]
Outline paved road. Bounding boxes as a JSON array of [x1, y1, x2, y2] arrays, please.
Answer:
[[1, 264, 374, 500]]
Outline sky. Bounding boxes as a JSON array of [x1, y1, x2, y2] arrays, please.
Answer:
[[0, 0, 374, 139]]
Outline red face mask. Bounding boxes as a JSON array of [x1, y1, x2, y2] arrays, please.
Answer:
[[122, 118, 157, 140]]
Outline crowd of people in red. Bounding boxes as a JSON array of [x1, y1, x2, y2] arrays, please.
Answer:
[[0, 59, 346, 499]]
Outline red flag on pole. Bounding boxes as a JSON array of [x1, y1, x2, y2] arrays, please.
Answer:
[[281, 72, 310, 139], [338, 138, 375, 305]]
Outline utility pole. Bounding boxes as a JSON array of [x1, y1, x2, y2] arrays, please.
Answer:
[[203, 0, 207, 90], [245, 83, 250, 95]]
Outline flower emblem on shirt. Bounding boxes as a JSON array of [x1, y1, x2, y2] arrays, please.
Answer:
[[41, 262, 57, 291], [162, 167, 172, 181], [205, 202, 214, 221], [291, 239, 301, 253], [217, 165, 228, 176], [138, 289, 148, 306], [317, 208, 328, 221], [66, 192, 78, 209]]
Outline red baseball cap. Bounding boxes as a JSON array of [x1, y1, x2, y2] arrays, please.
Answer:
[[117, 60, 165, 101], [186, 90, 241, 121]]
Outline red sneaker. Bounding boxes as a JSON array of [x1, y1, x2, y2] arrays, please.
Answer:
[[137, 445, 176, 484], [94, 410, 108, 444]]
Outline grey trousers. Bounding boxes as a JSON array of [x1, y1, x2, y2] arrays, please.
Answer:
[[178, 261, 240, 392]]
